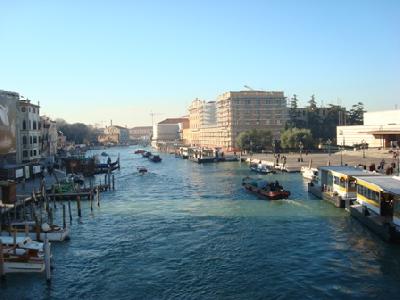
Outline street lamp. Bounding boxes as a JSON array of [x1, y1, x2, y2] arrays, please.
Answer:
[[340, 137, 345, 166], [327, 139, 332, 156], [361, 139, 366, 158], [299, 141, 304, 162]]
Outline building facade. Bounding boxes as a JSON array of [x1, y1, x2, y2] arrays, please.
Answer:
[[129, 126, 153, 142], [0, 90, 18, 166], [187, 90, 288, 150], [151, 118, 189, 148], [40, 116, 58, 163], [337, 109, 400, 148], [17, 99, 41, 164], [98, 125, 129, 145]]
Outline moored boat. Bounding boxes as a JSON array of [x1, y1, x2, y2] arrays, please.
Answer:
[[1, 221, 70, 242], [250, 163, 275, 174], [0, 236, 48, 274], [301, 166, 318, 181], [242, 177, 290, 200]]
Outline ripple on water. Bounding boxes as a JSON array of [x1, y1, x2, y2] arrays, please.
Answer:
[[2, 148, 400, 299]]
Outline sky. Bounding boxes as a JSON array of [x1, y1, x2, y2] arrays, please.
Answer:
[[0, 0, 399, 127]]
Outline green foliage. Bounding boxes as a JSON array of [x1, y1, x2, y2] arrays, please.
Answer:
[[348, 102, 365, 125], [236, 129, 273, 152], [57, 119, 98, 144], [308, 94, 317, 110], [281, 128, 313, 149]]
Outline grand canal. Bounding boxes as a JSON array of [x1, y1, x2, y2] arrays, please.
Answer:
[[2, 147, 400, 299]]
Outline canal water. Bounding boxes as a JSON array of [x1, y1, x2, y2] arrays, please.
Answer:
[[2, 147, 400, 299]]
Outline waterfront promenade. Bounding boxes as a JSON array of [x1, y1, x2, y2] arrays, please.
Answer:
[[247, 148, 398, 171]]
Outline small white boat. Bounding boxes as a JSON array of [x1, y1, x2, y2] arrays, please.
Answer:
[[301, 166, 318, 181], [250, 163, 275, 174], [1, 221, 70, 242], [0, 236, 47, 273]]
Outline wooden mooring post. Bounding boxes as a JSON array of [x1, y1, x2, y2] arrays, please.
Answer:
[[77, 196, 82, 218], [96, 186, 100, 207], [44, 235, 51, 282], [112, 174, 115, 190], [62, 204, 66, 229], [0, 239, 5, 278], [68, 200, 72, 223]]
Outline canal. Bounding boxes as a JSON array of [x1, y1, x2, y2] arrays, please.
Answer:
[[2, 147, 400, 299]]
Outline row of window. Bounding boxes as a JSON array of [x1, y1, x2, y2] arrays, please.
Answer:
[[357, 185, 380, 203], [22, 136, 41, 145], [22, 149, 40, 158], [20, 106, 39, 114], [22, 120, 41, 130]]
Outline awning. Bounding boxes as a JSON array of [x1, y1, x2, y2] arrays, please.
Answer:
[[365, 130, 400, 135]]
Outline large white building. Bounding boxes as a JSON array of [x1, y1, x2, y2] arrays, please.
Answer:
[[337, 109, 400, 148]]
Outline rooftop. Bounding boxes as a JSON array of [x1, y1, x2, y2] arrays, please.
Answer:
[[354, 176, 400, 195], [318, 165, 378, 176]]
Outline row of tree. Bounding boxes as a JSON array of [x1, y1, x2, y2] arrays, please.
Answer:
[[56, 119, 100, 144]]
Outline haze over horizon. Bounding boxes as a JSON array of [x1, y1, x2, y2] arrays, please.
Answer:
[[1, 0, 399, 127]]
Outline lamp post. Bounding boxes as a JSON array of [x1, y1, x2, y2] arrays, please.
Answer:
[[299, 141, 304, 162], [327, 139, 332, 156], [361, 139, 366, 159], [340, 137, 345, 166]]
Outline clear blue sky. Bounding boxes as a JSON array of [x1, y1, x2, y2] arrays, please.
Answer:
[[1, 0, 399, 127]]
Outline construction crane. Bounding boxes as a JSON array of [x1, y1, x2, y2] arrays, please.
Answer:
[[150, 111, 163, 126], [244, 85, 254, 91]]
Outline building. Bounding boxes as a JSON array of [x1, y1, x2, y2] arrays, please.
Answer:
[[187, 90, 288, 150], [40, 116, 58, 163], [337, 109, 400, 148], [98, 125, 130, 145], [152, 117, 189, 149], [57, 130, 67, 149], [0, 90, 18, 166], [17, 99, 41, 164], [129, 126, 153, 143]]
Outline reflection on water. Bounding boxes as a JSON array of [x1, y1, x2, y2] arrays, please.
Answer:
[[2, 146, 400, 299]]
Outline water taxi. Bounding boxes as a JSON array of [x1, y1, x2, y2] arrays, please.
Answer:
[[308, 166, 377, 208], [149, 154, 162, 162], [300, 166, 318, 181], [137, 166, 148, 175], [350, 175, 400, 242]]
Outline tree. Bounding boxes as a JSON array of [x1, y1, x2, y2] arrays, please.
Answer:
[[348, 102, 365, 125], [236, 129, 273, 152], [308, 94, 317, 111], [281, 127, 314, 149], [57, 121, 98, 144]]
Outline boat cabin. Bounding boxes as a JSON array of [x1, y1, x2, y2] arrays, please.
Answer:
[[354, 176, 400, 224], [318, 166, 376, 200]]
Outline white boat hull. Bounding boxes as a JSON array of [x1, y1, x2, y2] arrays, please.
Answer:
[[1, 228, 70, 242], [4, 261, 45, 273]]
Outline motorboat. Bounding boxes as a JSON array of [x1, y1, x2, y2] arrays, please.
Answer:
[[142, 151, 151, 158], [0, 236, 48, 273], [242, 177, 290, 200], [1, 221, 70, 242], [149, 154, 162, 162], [250, 163, 275, 174], [100, 152, 108, 157], [134, 149, 146, 154], [137, 166, 148, 175], [301, 166, 318, 181]]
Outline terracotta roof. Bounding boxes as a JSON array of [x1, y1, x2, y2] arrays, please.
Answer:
[[158, 118, 189, 125]]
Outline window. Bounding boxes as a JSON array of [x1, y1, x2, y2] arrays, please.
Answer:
[[23, 136, 27, 145], [30, 136, 33, 144], [22, 120, 26, 130], [33, 121, 37, 130], [33, 108, 35, 113], [33, 150, 37, 156], [23, 150, 28, 158], [33, 136, 37, 144], [21, 107, 26, 112]]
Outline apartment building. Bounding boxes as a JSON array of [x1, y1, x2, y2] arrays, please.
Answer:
[[187, 90, 288, 150], [17, 99, 41, 163]]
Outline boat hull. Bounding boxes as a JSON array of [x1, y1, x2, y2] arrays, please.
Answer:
[[243, 184, 290, 200]]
